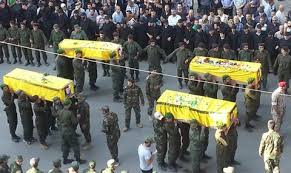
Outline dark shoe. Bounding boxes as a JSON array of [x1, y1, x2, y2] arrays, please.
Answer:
[[183, 150, 190, 156], [44, 62, 49, 66], [37, 62, 41, 67], [103, 71, 107, 77], [76, 159, 87, 164], [0, 59, 4, 64], [179, 155, 190, 162], [53, 66, 56, 70], [202, 154, 212, 160], [12, 137, 20, 143], [51, 126, 58, 131], [63, 159, 74, 164], [231, 160, 241, 165], [135, 77, 140, 82], [246, 123, 255, 129], [179, 83, 183, 89], [30, 62, 35, 66], [23, 139, 32, 145], [90, 85, 99, 91], [7, 59, 11, 64], [107, 71, 110, 77], [30, 137, 37, 143], [25, 62, 30, 66], [14, 135, 21, 140], [18, 60, 22, 64], [13, 59, 17, 64]]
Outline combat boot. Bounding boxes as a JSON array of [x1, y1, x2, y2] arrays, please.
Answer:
[[30, 61, 35, 66], [6, 58, 11, 64], [13, 58, 17, 64], [135, 74, 140, 82], [37, 62, 41, 67], [0, 58, 4, 64], [178, 82, 183, 89], [123, 127, 129, 132], [18, 59, 22, 64], [136, 123, 143, 128], [40, 143, 49, 150], [25, 61, 30, 66], [179, 154, 190, 162]]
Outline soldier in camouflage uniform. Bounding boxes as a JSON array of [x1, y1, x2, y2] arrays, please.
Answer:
[[193, 42, 208, 57], [215, 123, 228, 173], [10, 155, 23, 173], [188, 72, 204, 96], [259, 120, 283, 173], [73, 50, 85, 93], [273, 47, 291, 88], [76, 94, 91, 150], [83, 161, 96, 173], [49, 24, 65, 70], [143, 39, 167, 73], [19, 22, 34, 66], [166, 42, 193, 89], [33, 96, 49, 149], [202, 73, 218, 160], [226, 118, 240, 166], [153, 112, 168, 171], [189, 119, 202, 173], [110, 55, 125, 102], [97, 31, 111, 77], [208, 43, 221, 58], [30, 23, 48, 66], [1, 84, 20, 142], [238, 43, 253, 62], [254, 43, 272, 89], [8, 20, 22, 64], [123, 79, 144, 132], [52, 97, 64, 129], [17, 91, 35, 145], [56, 49, 69, 79], [58, 98, 86, 164], [0, 22, 10, 64], [48, 160, 63, 173], [221, 44, 236, 60], [111, 32, 126, 84], [26, 158, 43, 173], [70, 25, 88, 40], [164, 113, 181, 172], [123, 34, 142, 81], [146, 70, 162, 119], [221, 75, 239, 102], [178, 121, 190, 162], [244, 78, 259, 131], [101, 106, 120, 163]]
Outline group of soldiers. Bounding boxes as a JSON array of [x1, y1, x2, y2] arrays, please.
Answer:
[[0, 154, 128, 173]]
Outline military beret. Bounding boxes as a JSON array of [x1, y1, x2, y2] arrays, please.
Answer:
[[0, 84, 8, 90], [71, 161, 79, 171], [74, 24, 80, 28], [53, 24, 59, 28], [247, 77, 255, 84], [75, 49, 82, 54], [88, 160, 96, 168], [16, 155, 23, 162], [53, 159, 61, 168], [164, 112, 174, 119], [189, 119, 198, 125], [222, 75, 231, 81], [63, 98, 72, 106]]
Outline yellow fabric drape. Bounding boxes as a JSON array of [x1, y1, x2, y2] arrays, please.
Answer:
[[156, 90, 237, 128], [3, 68, 74, 101]]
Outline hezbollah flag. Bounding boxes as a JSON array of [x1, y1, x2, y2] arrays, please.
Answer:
[[7, 0, 16, 6]]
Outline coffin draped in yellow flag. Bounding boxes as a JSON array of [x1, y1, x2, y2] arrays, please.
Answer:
[[3, 68, 74, 101], [58, 39, 122, 60], [189, 56, 262, 84], [156, 90, 237, 128]]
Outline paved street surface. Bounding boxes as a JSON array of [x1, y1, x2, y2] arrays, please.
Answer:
[[1, 1, 291, 172]]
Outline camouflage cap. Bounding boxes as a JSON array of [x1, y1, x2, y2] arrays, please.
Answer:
[[222, 75, 231, 82], [0, 84, 8, 90], [57, 49, 64, 54], [75, 49, 82, 54], [189, 119, 198, 124], [16, 155, 23, 162], [52, 96, 61, 102]]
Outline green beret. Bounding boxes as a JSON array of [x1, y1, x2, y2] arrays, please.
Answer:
[[189, 119, 198, 124], [63, 98, 72, 106], [16, 155, 23, 162], [75, 49, 82, 54], [189, 72, 198, 77], [222, 75, 230, 81], [57, 49, 65, 54], [164, 112, 174, 119], [247, 78, 255, 84], [53, 159, 61, 168], [71, 161, 79, 170], [0, 84, 8, 90]]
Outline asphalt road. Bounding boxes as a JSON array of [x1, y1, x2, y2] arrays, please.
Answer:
[[1, 1, 291, 172]]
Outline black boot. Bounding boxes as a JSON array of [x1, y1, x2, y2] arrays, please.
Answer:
[[63, 158, 74, 164], [13, 59, 17, 64], [0, 58, 4, 64], [6, 58, 11, 64], [25, 61, 30, 66], [135, 74, 139, 82], [103, 70, 107, 77], [30, 61, 35, 66]]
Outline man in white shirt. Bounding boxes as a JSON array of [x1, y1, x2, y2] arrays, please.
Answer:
[[168, 9, 181, 26], [112, 5, 124, 24], [276, 5, 286, 24], [138, 137, 156, 173], [126, 0, 139, 18]]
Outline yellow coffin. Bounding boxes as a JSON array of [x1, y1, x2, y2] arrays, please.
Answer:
[[189, 56, 262, 84], [156, 90, 237, 128], [58, 39, 121, 60], [3, 68, 74, 101]]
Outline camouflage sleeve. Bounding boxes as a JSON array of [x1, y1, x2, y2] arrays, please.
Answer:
[[138, 87, 144, 105], [102, 118, 109, 133], [166, 48, 178, 62], [145, 78, 150, 97], [259, 133, 266, 157]]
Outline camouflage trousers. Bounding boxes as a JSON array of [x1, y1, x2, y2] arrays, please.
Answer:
[[61, 132, 80, 160], [272, 113, 284, 132], [154, 132, 167, 165], [79, 122, 91, 143], [264, 158, 280, 173], [74, 72, 85, 93], [106, 134, 120, 161], [216, 143, 227, 173], [190, 148, 201, 173], [147, 95, 160, 116], [125, 105, 141, 128], [201, 127, 209, 157]]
